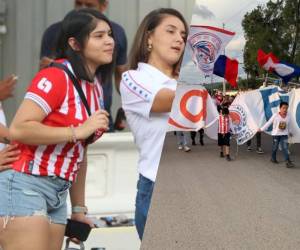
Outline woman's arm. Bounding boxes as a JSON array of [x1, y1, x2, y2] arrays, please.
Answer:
[[69, 148, 94, 227], [69, 148, 87, 208], [151, 88, 175, 113], [0, 123, 9, 143], [9, 99, 109, 145]]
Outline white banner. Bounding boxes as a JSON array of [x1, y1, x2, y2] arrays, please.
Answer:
[[288, 88, 300, 143], [229, 86, 300, 144], [229, 94, 259, 145], [168, 84, 219, 139]]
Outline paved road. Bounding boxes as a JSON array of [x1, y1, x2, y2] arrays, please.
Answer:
[[141, 133, 300, 250]]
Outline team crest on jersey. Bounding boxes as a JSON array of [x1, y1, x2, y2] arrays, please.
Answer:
[[188, 32, 222, 74]]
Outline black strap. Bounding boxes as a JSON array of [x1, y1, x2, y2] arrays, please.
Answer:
[[49, 62, 94, 144], [50, 62, 91, 116]]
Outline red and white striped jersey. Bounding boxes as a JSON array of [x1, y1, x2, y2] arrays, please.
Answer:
[[218, 114, 230, 134], [12, 59, 105, 181]]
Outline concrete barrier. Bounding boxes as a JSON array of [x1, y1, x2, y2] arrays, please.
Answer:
[[85, 132, 139, 215]]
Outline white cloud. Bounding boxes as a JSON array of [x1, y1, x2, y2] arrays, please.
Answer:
[[193, 3, 215, 20], [226, 36, 245, 52]]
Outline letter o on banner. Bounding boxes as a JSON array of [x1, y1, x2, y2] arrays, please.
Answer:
[[180, 90, 208, 122]]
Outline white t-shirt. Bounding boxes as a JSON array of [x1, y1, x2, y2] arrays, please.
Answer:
[[120, 63, 177, 182], [0, 101, 7, 150], [261, 112, 290, 136]]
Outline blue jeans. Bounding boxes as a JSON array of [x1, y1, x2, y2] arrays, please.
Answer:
[[272, 135, 289, 161], [135, 174, 154, 240], [176, 131, 188, 146]]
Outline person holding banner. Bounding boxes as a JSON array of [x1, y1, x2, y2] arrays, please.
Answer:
[[259, 102, 294, 168], [120, 8, 188, 240]]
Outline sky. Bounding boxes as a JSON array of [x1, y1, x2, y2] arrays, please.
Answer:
[[179, 0, 270, 84]]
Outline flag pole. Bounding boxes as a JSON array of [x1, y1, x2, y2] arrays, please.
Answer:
[[222, 23, 226, 95]]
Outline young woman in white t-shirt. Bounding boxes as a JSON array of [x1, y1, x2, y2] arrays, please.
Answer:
[[259, 101, 294, 168], [120, 8, 188, 240]]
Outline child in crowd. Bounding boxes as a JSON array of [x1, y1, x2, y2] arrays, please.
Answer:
[[259, 101, 294, 168], [218, 107, 232, 161]]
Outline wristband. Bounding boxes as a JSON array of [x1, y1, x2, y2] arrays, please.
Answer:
[[72, 205, 88, 215]]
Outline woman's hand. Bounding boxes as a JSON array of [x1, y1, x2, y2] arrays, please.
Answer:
[[70, 212, 95, 228], [0, 74, 17, 101], [69, 212, 95, 244], [75, 110, 109, 140], [0, 144, 20, 171]]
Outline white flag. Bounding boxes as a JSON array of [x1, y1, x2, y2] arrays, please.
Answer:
[[229, 93, 259, 145], [288, 88, 300, 143], [168, 84, 218, 139], [187, 25, 235, 77]]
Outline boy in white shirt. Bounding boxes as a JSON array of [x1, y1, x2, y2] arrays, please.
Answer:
[[259, 101, 294, 168]]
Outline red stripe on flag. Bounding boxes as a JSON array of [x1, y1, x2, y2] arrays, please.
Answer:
[[225, 58, 238, 88], [190, 25, 235, 36], [168, 117, 194, 129]]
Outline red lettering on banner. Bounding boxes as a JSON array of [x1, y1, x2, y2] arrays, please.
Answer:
[[180, 90, 208, 122]]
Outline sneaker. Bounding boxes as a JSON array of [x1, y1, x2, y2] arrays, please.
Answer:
[[220, 152, 224, 158], [256, 147, 264, 154], [270, 158, 279, 164], [184, 145, 191, 152], [226, 155, 232, 161], [286, 160, 295, 168], [178, 145, 183, 150], [192, 140, 196, 146], [247, 146, 252, 151]]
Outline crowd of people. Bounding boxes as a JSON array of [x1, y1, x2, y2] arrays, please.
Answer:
[[0, 1, 296, 249]]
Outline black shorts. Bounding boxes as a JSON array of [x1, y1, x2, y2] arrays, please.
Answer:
[[218, 133, 230, 146]]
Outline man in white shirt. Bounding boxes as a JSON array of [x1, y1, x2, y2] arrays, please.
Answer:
[[259, 101, 294, 168]]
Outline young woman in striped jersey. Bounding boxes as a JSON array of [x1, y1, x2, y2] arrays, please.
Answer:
[[0, 8, 114, 250]]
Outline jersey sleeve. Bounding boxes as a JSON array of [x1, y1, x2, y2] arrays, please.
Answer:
[[120, 70, 161, 119], [25, 67, 67, 115]]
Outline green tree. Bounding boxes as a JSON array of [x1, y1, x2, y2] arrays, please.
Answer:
[[242, 0, 300, 80]]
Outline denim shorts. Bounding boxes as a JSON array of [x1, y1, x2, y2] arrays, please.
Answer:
[[0, 169, 71, 225]]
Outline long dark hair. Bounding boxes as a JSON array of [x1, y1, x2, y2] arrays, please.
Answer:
[[129, 8, 188, 74], [56, 8, 115, 83]]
